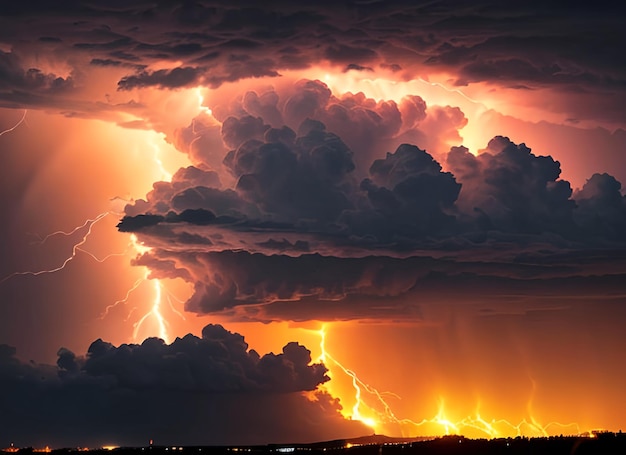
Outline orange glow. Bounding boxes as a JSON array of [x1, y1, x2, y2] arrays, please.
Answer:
[[315, 325, 379, 430], [318, 71, 487, 155], [3, 69, 622, 441], [206, 320, 599, 439], [315, 322, 593, 439], [0, 108, 195, 352]]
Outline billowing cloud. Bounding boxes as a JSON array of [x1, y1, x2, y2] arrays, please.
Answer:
[[0, 2, 623, 126], [447, 137, 576, 235], [117, 78, 626, 321], [0, 325, 367, 447], [574, 173, 626, 241]]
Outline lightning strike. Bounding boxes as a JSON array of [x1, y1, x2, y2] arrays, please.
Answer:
[[315, 325, 398, 431], [98, 276, 145, 320], [0, 202, 178, 345], [148, 135, 173, 182], [132, 275, 169, 343], [313, 325, 584, 439], [0, 109, 27, 137], [124, 233, 171, 344], [165, 290, 187, 321], [103, 126, 191, 343], [0, 212, 111, 284], [186, 88, 221, 155]]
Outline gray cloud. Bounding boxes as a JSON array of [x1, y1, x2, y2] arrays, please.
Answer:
[[574, 173, 626, 241], [127, 248, 626, 321], [0, 1, 623, 124], [446, 137, 577, 236], [118, 67, 204, 90]]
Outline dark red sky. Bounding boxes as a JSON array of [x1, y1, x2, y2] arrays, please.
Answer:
[[0, 0, 625, 448]]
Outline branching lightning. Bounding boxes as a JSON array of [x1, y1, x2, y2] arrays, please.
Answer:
[[0, 212, 112, 284], [1, 125, 191, 344], [126, 233, 170, 343], [0, 109, 27, 137], [98, 232, 188, 344], [132, 272, 169, 343], [315, 325, 399, 430], [313, 325, 583, 438]]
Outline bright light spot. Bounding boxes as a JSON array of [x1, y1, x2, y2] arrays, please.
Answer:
[[318, 71, 488, 154], [195, 87, 213, 116], [307, 324, 584, 439]]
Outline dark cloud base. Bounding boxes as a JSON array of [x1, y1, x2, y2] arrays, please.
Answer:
[[0, 325, 367, 448], [1, 1, 624, 124]]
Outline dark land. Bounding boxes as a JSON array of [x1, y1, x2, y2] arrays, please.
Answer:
[[4, 432, 626, 455]]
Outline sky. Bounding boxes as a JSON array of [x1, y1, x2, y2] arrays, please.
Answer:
[[1, 0, 626, 448]]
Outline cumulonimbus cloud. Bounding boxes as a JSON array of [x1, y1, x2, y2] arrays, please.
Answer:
[[117, 79, 626, 322]]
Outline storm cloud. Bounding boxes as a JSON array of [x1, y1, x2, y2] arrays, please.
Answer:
[[0, 1, 623, 125], [0, 325, 366, 447], [0, 0, 625, 446], [117, 78, 626, 322]]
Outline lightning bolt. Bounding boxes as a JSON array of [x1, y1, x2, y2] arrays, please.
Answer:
[[314, 325, 583, 438], [132, 273, 169, 343], [0, 109, 27, 137], [98, 231, 187, 345], [0, 105, 201, 346], [97, 233, 172, 343], [127, 233, 169, 343], [148, 135, 173, 182], [0, 209, 175, 345], [0, 212, 113, 284], [186, 88, 222, 156], [315, 325, 401, 430]]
